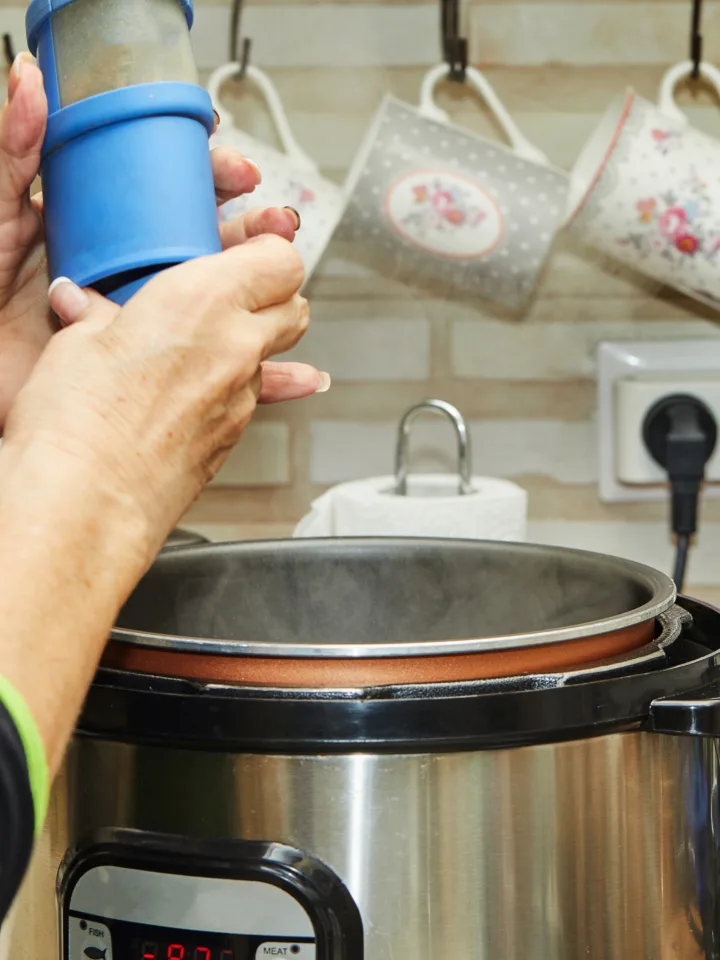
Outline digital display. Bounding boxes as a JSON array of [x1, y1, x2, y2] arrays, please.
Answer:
[[131, 931, 308, 959], [136, 943, 239, 959]]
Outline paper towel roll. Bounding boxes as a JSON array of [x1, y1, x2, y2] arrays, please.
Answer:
[[294, 474, 527, 541]]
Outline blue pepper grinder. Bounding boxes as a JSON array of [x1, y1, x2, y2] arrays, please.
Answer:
[[25, 0, 221, 305]]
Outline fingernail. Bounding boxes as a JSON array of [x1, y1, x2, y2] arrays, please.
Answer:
[[284, 206, 301, 231], [8, 55, 23, 99], [244, 158, 262, 183], [315, 372, 331, 394], [48, 277, 90, 323]]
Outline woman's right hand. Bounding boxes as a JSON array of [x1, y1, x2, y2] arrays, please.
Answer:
[[2, 232, 313, 562]]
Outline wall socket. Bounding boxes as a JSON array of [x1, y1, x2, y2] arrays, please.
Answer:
[[598, 340, 720, 502]]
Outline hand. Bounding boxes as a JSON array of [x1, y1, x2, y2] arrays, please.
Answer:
[[0, 54, 321, 427], [4, 234, 310, 558]]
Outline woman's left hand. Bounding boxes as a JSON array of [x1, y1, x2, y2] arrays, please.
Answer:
[[0, 54, 324, 426]]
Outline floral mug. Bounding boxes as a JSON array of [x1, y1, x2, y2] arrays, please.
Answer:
[[567, 60, 720, 310], [335, 64, 569, 311], [208, 63, 345, 283]]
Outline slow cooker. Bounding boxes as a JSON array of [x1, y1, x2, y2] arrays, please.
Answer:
[[8, 538, 720, 959]]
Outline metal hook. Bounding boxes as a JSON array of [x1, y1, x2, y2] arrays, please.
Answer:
[[230, 0, 252, 80], [441, 0, 468, 82], [394, 399, 473, 496], [2, 34, 15, 71], [690, 0, 702, 79]]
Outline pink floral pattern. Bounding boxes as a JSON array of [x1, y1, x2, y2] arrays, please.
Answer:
[[650, 128, 682, 155], [399, 177, 489, 235], [571, 92, 720, 312], [618, 170, 720, 265]]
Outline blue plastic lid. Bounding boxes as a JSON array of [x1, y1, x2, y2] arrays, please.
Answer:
[[26, 0, 194, 56]]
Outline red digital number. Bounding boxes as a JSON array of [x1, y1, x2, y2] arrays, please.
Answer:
[[194, 950, 211, 960], [142, 944, 158, 960], [167, 947, 185, 959]]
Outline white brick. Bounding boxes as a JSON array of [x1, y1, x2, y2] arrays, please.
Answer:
[[310, 419, 596, 485], [452, 320, 720, 381], [527, 520, 720, 587], [192, 5, 439, 69], [284, 319, 430, 381], [470, 3, 720, 67], [210, 422, 290, 487], [190, 4, 720, 69]]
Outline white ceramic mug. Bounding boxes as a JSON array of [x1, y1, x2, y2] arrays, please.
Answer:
[[567, 60, 720, 310], [335, 64, 569, 311], [208, 63, 345, 282]]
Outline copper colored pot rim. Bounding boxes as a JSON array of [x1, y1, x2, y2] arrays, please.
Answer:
[[102, 618, 658, 687]]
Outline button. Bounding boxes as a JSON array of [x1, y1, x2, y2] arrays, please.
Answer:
[[255, 945, 315, 959]]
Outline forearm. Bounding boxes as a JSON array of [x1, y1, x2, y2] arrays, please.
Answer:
[[0, 435, 154, 777]]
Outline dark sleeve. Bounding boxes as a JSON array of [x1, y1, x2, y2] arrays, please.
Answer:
[[0, 700, 34, 925]]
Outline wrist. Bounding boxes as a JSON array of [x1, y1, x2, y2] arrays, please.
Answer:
[[0, 434, 156, 597], [0, 435, 159, 774]]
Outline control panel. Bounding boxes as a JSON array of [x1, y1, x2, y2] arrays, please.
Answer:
[[66, 867, 316, 960], [59, 835, 362, 960]]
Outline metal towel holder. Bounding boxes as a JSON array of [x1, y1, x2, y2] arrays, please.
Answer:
[[394, 399, 473, 496]]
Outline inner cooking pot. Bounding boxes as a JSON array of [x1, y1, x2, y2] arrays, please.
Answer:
[[106, 539, 676, 686]]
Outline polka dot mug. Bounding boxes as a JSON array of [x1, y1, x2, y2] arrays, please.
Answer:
[[335, 64, 570, 312]]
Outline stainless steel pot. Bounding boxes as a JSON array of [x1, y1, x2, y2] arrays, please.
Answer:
[[105, 538, 675, 685], [7, 539, 720, 960]]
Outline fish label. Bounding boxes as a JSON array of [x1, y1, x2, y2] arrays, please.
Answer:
[[67, 917, 113, 960]]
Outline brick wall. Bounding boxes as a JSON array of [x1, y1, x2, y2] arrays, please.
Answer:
[[3, 0, 720, 600]]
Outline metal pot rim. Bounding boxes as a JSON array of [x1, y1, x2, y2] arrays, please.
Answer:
[[109, 539, 676, 660]]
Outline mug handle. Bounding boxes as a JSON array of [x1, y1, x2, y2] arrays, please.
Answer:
[[658, 60, 720, 123], [207, 62, 320, 173], [418, 63, 549, 165]]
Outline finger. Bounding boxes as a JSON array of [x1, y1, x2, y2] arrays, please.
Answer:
[[250, 293, 310, 359], [220, 205, 299, 248], [211, 146, 262, 204], [6, 53, 35, 103], [212, 108, 220, 135], [0, 56, 46, 215], [249, 366, 262, 401], [136, 234, 306, 318], [48, 277, 119, 331], [258, 362, 330, 403]]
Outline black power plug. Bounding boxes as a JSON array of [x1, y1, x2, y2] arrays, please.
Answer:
[[642, 394, 717, 592]]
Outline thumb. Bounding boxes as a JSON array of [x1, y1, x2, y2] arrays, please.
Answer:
[[0, 55, 46, 216], [48, 278, 120, 330]]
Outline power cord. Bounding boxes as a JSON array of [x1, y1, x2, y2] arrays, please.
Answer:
[[642, 394, 717, 593]]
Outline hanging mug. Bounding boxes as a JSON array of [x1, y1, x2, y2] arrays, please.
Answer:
[[335, 64, 569, 311], [208, 63, 346, 282], [567, 60, 720, 310]]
